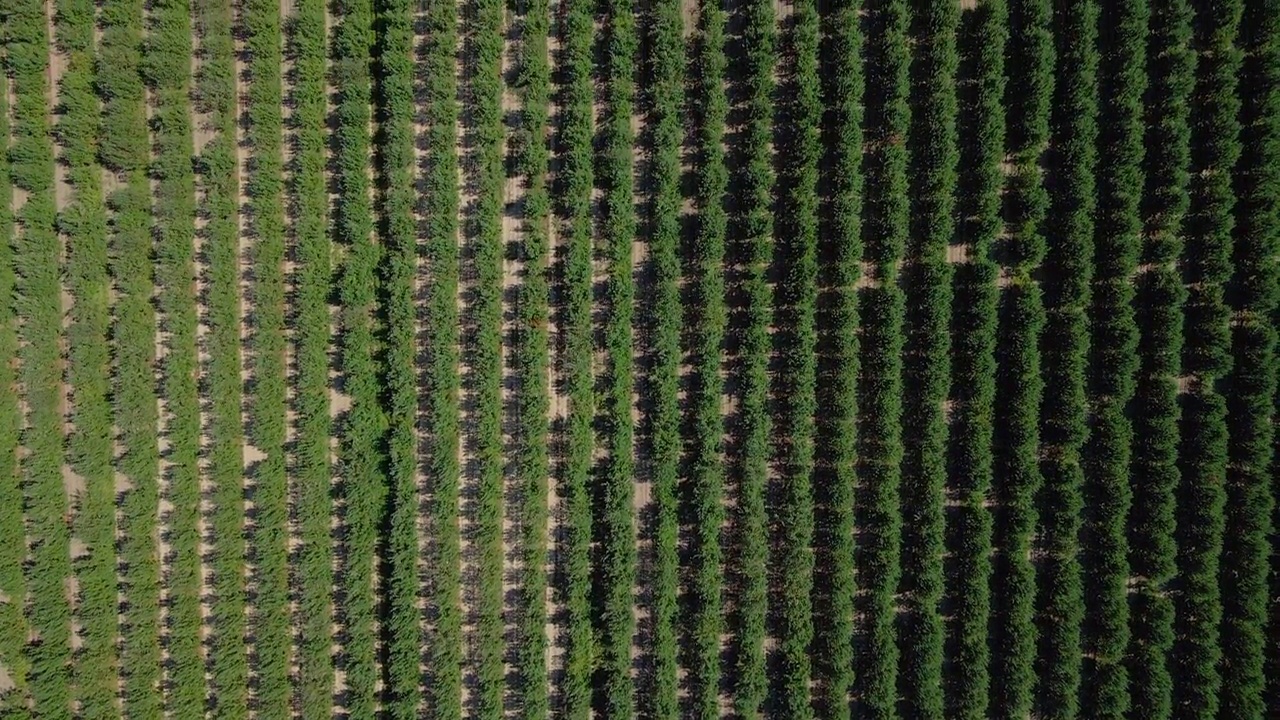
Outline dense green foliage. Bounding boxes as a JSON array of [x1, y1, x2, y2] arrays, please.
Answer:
[[1174, 2, 1240, 717], [99, 0, 163, 714], [332, 0, 387, 713], [509, 0, 550, 711], [945, 3, 1004, 717], [811, 0, 860, 716], [10, 0, 69, 714], [1220, 1, 1278, 717], [3, 2, 1280, 716], [1080, 1, 1146, 717], [770, 0, 819, 714], [194, 1, 249, 715], [244, 0, 292, 714], [420, 0, 462, 715], [1036, 2, 1097, 717], [856, 2, 908, 717], [1127, 2, 1192, 717], [554, 0, 596, 711], [989, 1, 1051, 718], [1081, 2, 1145, 717], [467, 0, 506, 713], [899, 1, 957, 716], [684, 1, 728, 715], [594, 0, 637, 713], [54, 0, 116, 715], [0, 46, 27, 718], [640, 0, 682, 715], [374, 0, 420, 713], [729, 0, 774, 714], [285, 0, 334, 714], [147, 0, 205, 711]]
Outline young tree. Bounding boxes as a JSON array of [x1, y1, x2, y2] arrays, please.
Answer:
[[11, 0, 70, 713], [194, 1, 249, 715], [99, 0, 162, 713], [333, 0, 386, 713], [286, 0, 335, 714], [147, 0, 204, 712], [54, 0, 117, 713], [0, 41, 28, 717]]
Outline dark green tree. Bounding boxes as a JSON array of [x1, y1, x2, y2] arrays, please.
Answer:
[[333, 0, 386, 713], [945, 2, 1004, 717], [54, 0, 117, 714], [554, 0, 596, 711], [466, 0, 505, 712], [1174, 2, 1241, 717], [856, 1, 908, 717], [899, 0, 958, 716], [509, 0, 550, 712], [374, 0, 421, 713], [990, 0, 1052, 717], [812, 0, 861, 715], [594, 0, 638, 713], [1081, 1, 1146, 717], [1035, 1, 1097, 717], [1219, 1, 1279, 717], [684, 1, 728, 716], [418, 0, 462, 716], [1127, 2, 1192, 718], [640, 0, 683, 714], [728, 0, 774, 714], [286, 0, 335, 714], [146, 0, 204, 711], [770, 0, 819, 714], [99, 0, 161, 713]]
